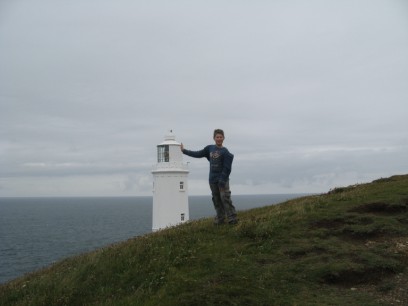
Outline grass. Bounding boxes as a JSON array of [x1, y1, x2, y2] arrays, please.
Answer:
[[1, 174, 408, 305]]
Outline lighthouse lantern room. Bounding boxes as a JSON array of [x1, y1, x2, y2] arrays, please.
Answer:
[[151, 130, 189, 231]]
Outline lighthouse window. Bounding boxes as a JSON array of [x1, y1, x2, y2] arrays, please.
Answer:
[[157, 145, 169, 162], [180, 181, 184, 190], [181, 213, 185, 221]]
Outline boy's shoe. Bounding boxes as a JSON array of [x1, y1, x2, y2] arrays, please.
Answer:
[[228, 219, 238, 225]]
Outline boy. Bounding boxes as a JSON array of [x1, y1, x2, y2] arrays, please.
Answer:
[[181, 129, 238, 225]]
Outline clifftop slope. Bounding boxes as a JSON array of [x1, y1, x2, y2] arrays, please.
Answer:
[[1, 174, 408, 305]]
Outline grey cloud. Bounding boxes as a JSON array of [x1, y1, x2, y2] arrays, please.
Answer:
[[1, 1, 407, 196]]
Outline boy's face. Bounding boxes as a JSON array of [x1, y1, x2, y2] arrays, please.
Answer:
[[214, 133, 224, 147]]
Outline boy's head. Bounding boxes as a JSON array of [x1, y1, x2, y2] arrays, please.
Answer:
[[213, 129, 224, 139], [213, 129, 225, 147]]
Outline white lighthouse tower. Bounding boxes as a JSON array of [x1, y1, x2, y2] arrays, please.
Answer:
[[151, 130, 189, 231]]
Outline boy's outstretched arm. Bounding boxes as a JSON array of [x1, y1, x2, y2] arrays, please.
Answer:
[[182, 145, 210, 160]]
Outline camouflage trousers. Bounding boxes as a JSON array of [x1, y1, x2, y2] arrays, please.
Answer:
[[210, 181, 237, 224]]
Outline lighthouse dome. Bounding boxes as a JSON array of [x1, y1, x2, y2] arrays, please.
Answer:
[[159, 130, 179, 146]]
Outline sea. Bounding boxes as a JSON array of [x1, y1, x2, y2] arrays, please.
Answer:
[[0, 194, 306, 284]]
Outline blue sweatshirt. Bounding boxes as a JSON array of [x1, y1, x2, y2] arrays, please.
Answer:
[[182, 145, 234, 185]]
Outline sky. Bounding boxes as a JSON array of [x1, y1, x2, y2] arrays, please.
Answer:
[[1, 0, 407, 197]]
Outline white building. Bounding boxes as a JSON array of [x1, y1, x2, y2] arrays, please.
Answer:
[[151, 131, 189, 231]]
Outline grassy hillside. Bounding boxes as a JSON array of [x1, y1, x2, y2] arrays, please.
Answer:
[[1, 175, 408, 305]]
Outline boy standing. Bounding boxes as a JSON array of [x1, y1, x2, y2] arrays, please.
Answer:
[[181, 129, 238, 225]]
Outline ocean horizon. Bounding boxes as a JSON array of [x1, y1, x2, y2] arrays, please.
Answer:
[[0, 194, 308, 284]]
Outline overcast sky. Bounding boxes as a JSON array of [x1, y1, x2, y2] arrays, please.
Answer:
[[1, 0, 407, 197]]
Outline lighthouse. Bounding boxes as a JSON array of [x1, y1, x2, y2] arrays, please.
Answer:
[[151, 130, 189, 231]]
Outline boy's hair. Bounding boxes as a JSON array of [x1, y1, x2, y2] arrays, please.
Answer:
[[213, 129, 224, 138]]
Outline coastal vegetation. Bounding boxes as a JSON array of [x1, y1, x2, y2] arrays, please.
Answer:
[[1, 174, 408, 305]]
